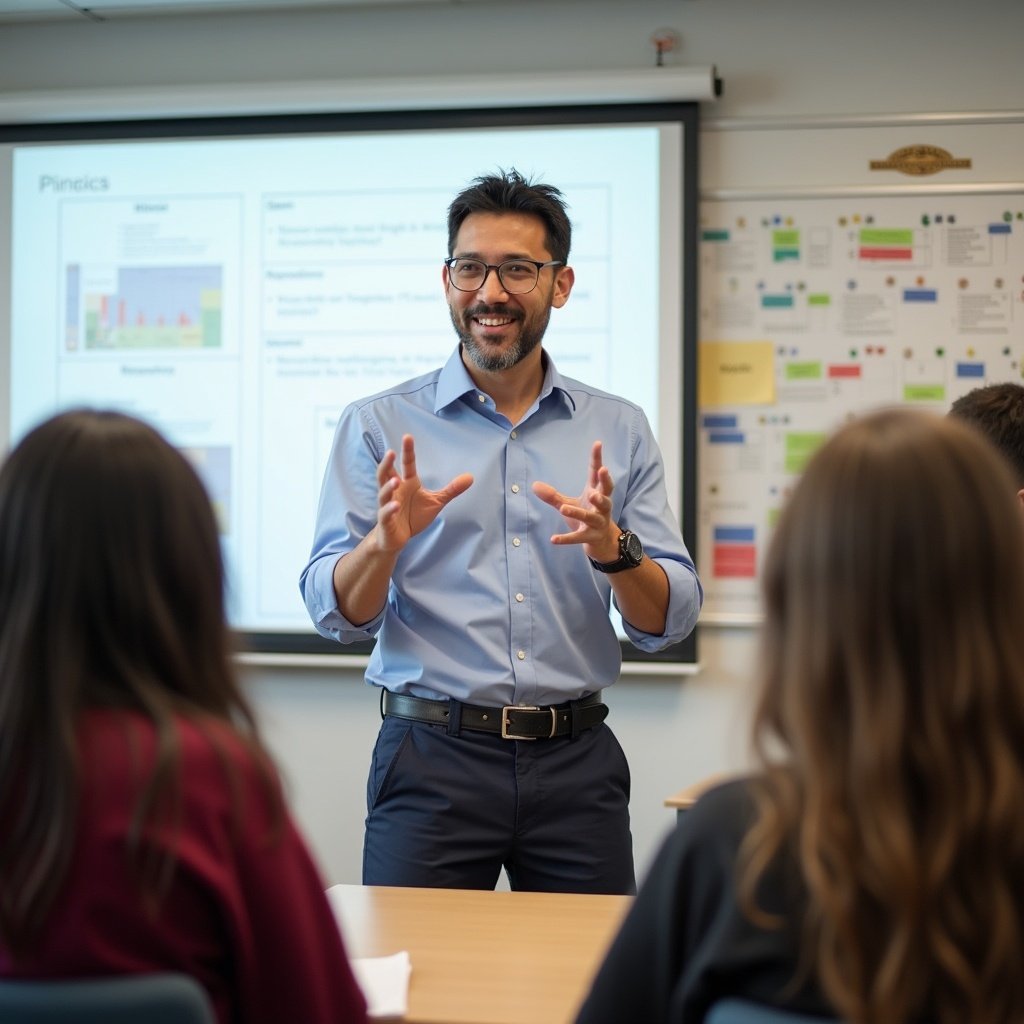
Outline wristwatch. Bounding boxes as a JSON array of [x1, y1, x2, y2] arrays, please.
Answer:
[[589, 530, 644, 574]]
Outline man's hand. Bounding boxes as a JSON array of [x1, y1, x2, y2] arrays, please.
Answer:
[[531, 440, 622, 563], [376, 434, 474, 552]]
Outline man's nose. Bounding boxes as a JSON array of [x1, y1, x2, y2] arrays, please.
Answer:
[[477, 266, 510, 301]]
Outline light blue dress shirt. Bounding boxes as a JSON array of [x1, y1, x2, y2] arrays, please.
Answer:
[[300, 348, 702, 706]]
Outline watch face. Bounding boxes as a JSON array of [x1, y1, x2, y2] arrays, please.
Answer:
[[622, 531, 643, 564]]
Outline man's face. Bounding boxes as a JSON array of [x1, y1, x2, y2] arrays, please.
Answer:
[[443, 212, 573, 374]]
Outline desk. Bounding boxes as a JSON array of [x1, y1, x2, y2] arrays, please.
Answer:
[[664, 773, 733, 820], [329, 883, 631, 1024]]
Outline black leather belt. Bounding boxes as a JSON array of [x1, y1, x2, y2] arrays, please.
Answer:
[[381, 690, 607, 740]]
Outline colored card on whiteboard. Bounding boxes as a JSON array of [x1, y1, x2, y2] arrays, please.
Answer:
[[699, 341, 776, 406]]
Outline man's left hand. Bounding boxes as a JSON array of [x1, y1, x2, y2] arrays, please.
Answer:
[[532, 440, 622, 563]]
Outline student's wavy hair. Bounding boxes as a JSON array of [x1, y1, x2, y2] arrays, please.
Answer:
[[0, 409, 281, 956], [446, 168, 572, 264], [739, 408, 1024, 1024], [949, 381, 1024, 488]]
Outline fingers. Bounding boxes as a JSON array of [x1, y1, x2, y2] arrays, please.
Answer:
[[378, 494, 402, 528], [377, 447, 398, 486], [534, 465, 613, 518], [377, 451, 402, 517], [563, 490, 612, 521], [594, 448, 615, 497], [376, 454, 401, 521], [532, 480, 568, 508], [441, 473, 474, 503], [588, 440, 602, 489], [400, 433, 417, 480]]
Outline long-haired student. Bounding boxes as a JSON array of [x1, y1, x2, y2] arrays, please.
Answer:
[[576, 408, 1024, 1024], [0, 410, 367, 1024]]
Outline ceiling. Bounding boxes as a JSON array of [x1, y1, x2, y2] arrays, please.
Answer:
[[0, 0, 497, 20]]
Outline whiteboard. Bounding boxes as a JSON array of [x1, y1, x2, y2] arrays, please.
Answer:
[[696, 115, 1024, 623]]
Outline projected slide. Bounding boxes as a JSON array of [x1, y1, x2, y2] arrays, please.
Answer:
[[9, 119, 682, 643]]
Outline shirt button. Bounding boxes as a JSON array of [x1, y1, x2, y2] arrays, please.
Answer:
[[478, 394, 486, 403], [510, 430, 518, 439], [511, 484, 520, 494], [517, 650, 526, 661], [512, 537, 521, 548], [515, 593, 524, 602]]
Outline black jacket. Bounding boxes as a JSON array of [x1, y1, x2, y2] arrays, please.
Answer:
[[575, 779, 834, 1024]]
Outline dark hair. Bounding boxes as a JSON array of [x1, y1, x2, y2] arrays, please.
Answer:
[[0, 409, 279, 955], [446, 168, 572, 263], [739, 408, 1024, 1024], [949, 381, 1024, 488]]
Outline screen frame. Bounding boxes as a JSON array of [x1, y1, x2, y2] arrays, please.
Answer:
[[1, 99, 699, 666]]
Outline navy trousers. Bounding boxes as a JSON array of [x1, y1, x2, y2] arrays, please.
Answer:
[[362, 713, 635, 894]]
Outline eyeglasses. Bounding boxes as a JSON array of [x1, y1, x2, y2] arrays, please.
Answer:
[[444, 257, 563, 295]]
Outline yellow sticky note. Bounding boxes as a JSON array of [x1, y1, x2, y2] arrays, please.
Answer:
[[699, 341, 776, 407]]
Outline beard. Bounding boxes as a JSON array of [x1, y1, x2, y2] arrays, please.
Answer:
[[449, 302, 552, 373]]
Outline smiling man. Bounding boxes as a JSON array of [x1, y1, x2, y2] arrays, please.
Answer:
[[300, 169, 702, 895]]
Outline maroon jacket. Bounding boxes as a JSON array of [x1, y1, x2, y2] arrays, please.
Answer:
[[0, 709, 367, 1024]]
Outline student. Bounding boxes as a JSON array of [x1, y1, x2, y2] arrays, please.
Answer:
[[576, 408, 1024, 1024], [949, 380, 1024, 502], [0, 410, 367, 1024], [300, 169, 702, 895]]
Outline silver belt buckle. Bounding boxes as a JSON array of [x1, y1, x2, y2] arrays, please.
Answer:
[[501, 704, 556, 740]]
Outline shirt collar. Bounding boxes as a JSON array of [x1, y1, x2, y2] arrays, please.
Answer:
[[542, 354, 577, 414], [434, 347, 577, 415]]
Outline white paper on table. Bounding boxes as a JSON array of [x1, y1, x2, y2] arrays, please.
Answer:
[[350, 950, 412, 1019]]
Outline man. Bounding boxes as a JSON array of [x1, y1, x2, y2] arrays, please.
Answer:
[[949, 381, 1024, 503], [300, 169, 702, 895]]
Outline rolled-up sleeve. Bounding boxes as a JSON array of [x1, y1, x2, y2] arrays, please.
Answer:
[[615, 410, 703, 651], [299, 403, 388, 644]]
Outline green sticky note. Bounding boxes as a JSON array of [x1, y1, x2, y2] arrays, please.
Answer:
[[785, 361, 822, 380], [785, 432, 826, 474], [903, 384, 946, 402], [860, 228, 914, 245]]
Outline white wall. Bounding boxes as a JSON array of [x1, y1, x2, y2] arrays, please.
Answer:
[[2, 0, 1023, 120], [3, 0, 1023, 886]]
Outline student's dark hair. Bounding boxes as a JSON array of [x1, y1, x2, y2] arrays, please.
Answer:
[[446, 168, 572, 263], [0, 409, 281, 956], [949, 381, 1024, 487], [738, 408, 1024, 1024]]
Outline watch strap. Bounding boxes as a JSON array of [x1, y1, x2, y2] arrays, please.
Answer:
[[589, 531, 643, 574]]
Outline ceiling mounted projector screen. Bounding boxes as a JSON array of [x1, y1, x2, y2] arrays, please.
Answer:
[[2, 102, 698, 665]]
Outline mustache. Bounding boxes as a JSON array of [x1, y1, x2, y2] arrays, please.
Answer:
[[466, 305, 522, 320]]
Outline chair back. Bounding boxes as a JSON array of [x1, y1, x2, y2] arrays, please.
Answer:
[[706, 997, 839, 1024], [0, 972, 216, 1023]]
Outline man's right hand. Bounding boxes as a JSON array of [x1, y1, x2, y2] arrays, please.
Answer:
[[375, 433, 474, 552], [333, 434, 473, 626]]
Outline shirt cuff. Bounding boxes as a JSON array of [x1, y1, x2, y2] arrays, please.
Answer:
[[307, 554, 386, 642]]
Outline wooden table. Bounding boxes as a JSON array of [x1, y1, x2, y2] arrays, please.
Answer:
[[664, 772, 734, 820], [329, 883, 631, 1024]]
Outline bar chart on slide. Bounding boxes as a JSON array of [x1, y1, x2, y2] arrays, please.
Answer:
[[66, 263, 223, 350]]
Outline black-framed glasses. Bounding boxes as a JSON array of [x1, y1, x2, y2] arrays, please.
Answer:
[[444, 257, 563, 295]]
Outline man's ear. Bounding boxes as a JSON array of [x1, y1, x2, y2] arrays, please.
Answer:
[[1017, 487, 1024, 508], [552, 265, 575, 309]]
